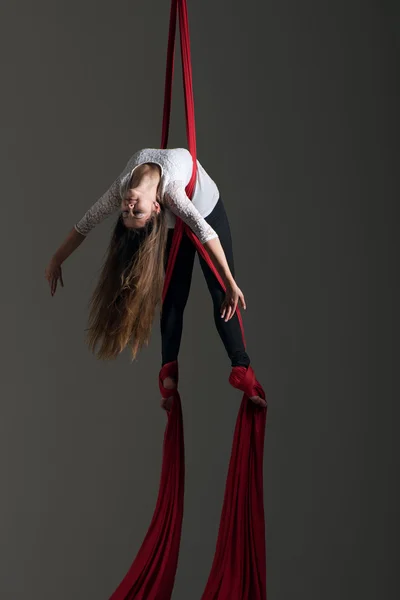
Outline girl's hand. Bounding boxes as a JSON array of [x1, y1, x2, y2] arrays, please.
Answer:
[[221, 281, 246, 322], [45, 258, 64, 296]]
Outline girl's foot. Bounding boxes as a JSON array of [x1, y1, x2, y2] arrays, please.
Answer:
[[250, 395, 267, 408], [161, 376, 177, 411]]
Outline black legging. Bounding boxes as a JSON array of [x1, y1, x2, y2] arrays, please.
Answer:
[[161, 197, 250, 368]]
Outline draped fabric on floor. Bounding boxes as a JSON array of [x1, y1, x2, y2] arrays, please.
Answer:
[[109, 1, 268, 598]]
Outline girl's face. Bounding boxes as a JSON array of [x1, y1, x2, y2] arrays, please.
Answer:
[[120, 187, 161, 229]]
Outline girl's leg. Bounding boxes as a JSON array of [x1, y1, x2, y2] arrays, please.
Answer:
[[197, 197, 251, 368], [161, 228, 196, 367]]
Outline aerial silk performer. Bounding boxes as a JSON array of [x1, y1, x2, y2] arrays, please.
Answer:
[[45, 0, 268, 598]]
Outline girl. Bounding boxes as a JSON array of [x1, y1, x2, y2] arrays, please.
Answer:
[[45, 147, 267, 409]]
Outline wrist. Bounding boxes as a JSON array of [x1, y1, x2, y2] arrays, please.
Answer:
[[223, 274, 235, 288], [52, 252, 64, 265]]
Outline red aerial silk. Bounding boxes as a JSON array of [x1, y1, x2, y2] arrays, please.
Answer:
[[109, 1, 268, 598]]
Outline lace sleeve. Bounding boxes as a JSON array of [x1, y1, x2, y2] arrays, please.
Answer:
[[74, 176, 122, 236], [164, 181, 218, 244]]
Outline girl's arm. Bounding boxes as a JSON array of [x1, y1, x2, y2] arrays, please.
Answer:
[[45, 155, 136, 295], [164, 182, 246, 321], [203, 236, 235, 287], [203, 236, 246, 321], [75, 153, 138, 235], [74, 177, 121, 236], [45, 171, 122, 296], [163, 181, 219, 245], [45, 228, 86, 296], [53, 227, 86, 264]]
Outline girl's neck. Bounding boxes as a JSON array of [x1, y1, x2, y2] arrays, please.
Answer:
[[131, 163, 161, 188]]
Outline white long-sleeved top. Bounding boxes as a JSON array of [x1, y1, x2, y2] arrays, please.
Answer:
[[74, 148, 220, 244]]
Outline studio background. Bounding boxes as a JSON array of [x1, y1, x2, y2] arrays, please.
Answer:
[[0, 1, 397, 599]]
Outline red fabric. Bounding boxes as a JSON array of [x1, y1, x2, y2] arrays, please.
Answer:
[[109, 1, 267, 598], [200, 368, 266, 599], [109, 362, 184, 600]]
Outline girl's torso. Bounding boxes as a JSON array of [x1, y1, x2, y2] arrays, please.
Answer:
[[120, 148, 220, 228]]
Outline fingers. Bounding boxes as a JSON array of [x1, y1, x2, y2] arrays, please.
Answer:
[[225, 303, 233, 322], [227, 296, 240, 321], [232, 298, 238, 319], [51, 274, 60, 296], [221, 301, 232, 321], [221, 288, 246, 322], [46, 269, 64, 296], [220, 301, 227, 320], [224, 302, 234, 322], [221, 299, 238, 322]]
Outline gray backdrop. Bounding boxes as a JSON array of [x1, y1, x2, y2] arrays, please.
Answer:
[[0, 0, 397, 598]]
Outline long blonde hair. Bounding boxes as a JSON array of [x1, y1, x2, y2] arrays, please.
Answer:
[[86, 205, 169, 360]]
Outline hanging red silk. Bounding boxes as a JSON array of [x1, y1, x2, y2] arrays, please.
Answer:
[[109, 2, 267, 598]]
